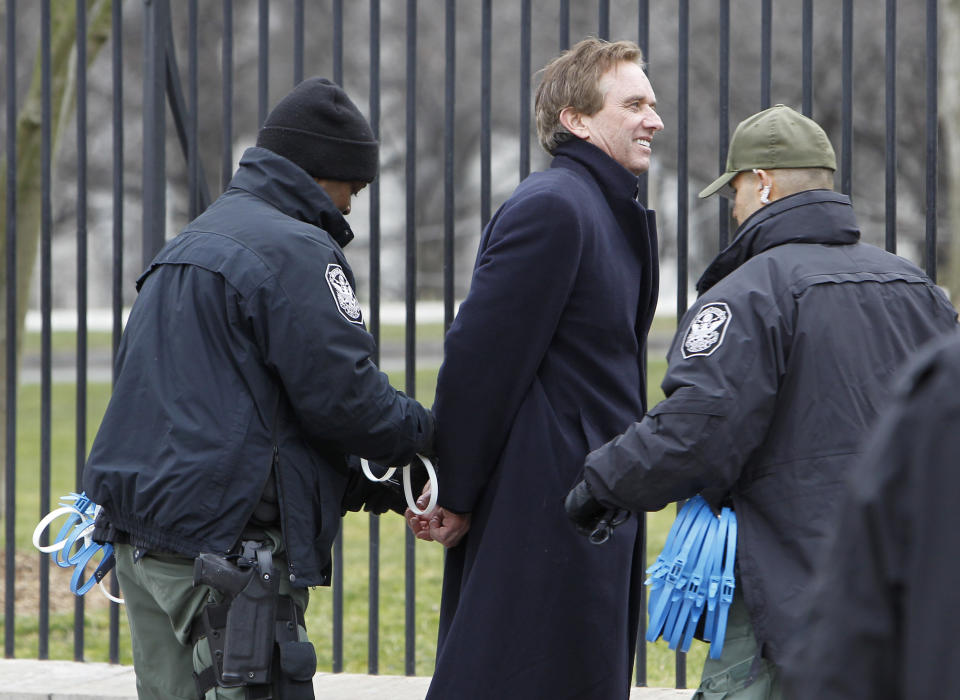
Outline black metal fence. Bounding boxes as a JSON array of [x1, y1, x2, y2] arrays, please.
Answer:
[[1, 0, 942, 689]]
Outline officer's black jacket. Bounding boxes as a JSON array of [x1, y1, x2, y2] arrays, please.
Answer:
[[83, 148, 434, 587], [781, 331, 960, 699], [584, 189, 957, 662]]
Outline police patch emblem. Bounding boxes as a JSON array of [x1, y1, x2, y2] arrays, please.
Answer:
[[325, 263, 363, 324], [681, 302, 731, 358]]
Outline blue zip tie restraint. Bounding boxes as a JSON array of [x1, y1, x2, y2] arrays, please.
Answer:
[[32, 492, 123, 604], [645, 494, 736, 659]]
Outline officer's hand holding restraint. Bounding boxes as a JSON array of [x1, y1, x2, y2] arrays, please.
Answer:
[[363, 457, 432, 515], [564, 479, 608, 535], [343, 456, 432, 516]]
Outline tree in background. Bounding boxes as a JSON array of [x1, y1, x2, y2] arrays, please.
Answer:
[[0, 0, 112, 511]]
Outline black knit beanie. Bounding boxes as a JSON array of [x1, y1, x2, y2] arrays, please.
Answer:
[[256, 77, 378, 183]]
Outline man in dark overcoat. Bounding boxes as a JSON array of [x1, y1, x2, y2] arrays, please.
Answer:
[[407, 38, 663, 699]]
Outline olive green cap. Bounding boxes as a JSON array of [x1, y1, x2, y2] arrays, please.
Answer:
[[699, 104, 837, 199]]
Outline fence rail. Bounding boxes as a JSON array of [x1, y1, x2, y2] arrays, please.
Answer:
[[1, 0, 941, 688]]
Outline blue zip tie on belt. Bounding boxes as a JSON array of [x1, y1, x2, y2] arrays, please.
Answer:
[[645, 494, 736, 659]]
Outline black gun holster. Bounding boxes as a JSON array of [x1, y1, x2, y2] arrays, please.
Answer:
[[192, 542, 316, 700]]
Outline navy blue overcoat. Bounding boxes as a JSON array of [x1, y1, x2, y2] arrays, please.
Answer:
[[427, 138, 659, 699]]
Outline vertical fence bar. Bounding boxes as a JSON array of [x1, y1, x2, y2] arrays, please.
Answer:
[[3, 0, 16, 659], [718, 0, 730, 249], [444, 0, 456, 332], [802, 0, 814, 116], [333, 0, 343, 85], [674, 0, 690, 689], [143, 0, 168, 266], [598, 0, 609, 40], [760, 0, 772, 109], [559, 0, 569, 51], [636, 1, 649, 684], [925, 0, 937, 281], [331, 0, 345, 673], [74, 0, 89, 661], [367, 0, 383, 675], [841, 0, 853, 196], [366, 0, 383, 676], [404, 0, 418, 676], [520, 0, 531, 181], [332, 535, 343, 670], [108, 0, 124, 661], [188, 0, 200, 219], [221, 0, 233, 190], [884, 0, 896, 253], [293, 0, 304, 85], [258, 0, 269, 126], [164, 20, 210, 214], [37, 0, 52, 661], [481, 0, 492, 228], [636, 0, 649, 207], [480, 0, 493, 228]]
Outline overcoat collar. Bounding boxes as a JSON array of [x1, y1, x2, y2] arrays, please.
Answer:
[[550, 138, 642, 209], [229, 147, 355, 249], [696, 189, 860, 295]]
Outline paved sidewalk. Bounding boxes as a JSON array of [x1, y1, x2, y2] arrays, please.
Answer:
[[0, 659, 692, 699]]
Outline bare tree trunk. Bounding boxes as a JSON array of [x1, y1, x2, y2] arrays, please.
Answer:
[[0, 0, 112, 513], [942, 0, 960, 300]]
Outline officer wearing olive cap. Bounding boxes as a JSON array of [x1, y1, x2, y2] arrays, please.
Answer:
[[565, 104, 956, 699], [83, 78, 435, 699]]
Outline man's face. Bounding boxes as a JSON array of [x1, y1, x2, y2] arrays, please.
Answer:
[[316, 179, 367, 215], [578, 62, 663, 175]]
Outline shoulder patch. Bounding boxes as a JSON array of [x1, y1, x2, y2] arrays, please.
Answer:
[[325, 263, 364, 324], [681, 302, 731, 358]]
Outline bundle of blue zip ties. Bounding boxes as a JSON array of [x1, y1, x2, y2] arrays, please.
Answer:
[[645, 494, 737, 659], [32, 491, 122, 603]]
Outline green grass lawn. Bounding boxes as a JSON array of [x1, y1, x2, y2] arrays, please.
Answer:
[[5, 333, 707, 688]]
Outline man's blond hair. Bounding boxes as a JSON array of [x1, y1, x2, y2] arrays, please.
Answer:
[[534, 37, 645, 155]]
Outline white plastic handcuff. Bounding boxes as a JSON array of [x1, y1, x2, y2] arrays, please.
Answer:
[[32, 493, 124, 605], [360, 454, 438, 516]]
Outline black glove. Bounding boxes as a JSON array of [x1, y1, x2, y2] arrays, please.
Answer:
[[359, 475, 407, 515], [365, 455, 434, 515], [341, 458, 403, 515], [342, 456, 434, 516], [564, 479, 607, 536]]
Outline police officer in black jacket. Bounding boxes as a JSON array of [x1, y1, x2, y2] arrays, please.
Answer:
[[83, 78, 435, 700], [565, 105, 957, 699]]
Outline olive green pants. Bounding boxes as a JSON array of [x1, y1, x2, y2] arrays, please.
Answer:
[[691, 588, 782, 700], [114, 540, 309, 700]]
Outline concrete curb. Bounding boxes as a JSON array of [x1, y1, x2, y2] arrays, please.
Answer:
[[0, 659, 692, 699]]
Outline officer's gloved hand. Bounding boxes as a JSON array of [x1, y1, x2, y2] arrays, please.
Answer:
[[360, 457, 433, 516], [564, 479, 607, 536], [361, 476, 407, 516], [341, 457, 403, 516]]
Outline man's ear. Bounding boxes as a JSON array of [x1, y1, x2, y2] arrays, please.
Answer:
[[753, 168, 774, 191], [559, 107, 589, 139]]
